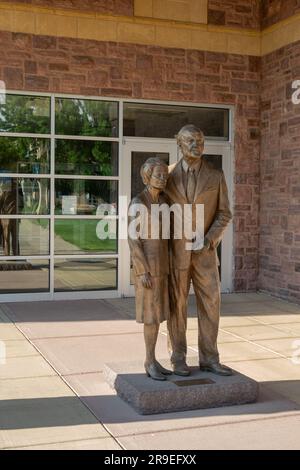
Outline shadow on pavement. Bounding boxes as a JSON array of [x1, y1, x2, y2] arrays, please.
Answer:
[[1, 381, 299, 429]]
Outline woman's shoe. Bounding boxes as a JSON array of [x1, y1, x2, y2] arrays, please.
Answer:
[[145, 362, 166, 381], [155, 360, 172, 375]]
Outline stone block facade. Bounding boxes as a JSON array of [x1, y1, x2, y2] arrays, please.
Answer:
[[260, 40, 300, 302], [0, 1, 300, 301], [208, 0, 261, 29], [208, 0, 300, 30], [262, 0, 300, 28], [8, 0, 300, 30], [0, 30, 261, 292]]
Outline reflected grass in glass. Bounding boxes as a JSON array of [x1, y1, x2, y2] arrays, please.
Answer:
[[54, 219, 117, 254]]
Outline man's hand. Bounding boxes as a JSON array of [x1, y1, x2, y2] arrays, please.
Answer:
[[203, 237, 211, 250], [140, 272, 153, 289], [193, 237, 211, 254]]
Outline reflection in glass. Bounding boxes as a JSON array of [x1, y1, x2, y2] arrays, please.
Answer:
[[0, 178, 50, 215], [0, 95, 50, 133], [55, 179, 118, 215], [124, 103, 229, 139], [0, 259, 49, 293], [203, 154, 222, 171], [54, 258, 117, 291], [0, 219, 49, 256], [54, 219, 117, 255], [131, 152, 169, 199], [0, 137, 50, 174], [55, 98, 118, 137], [55, 140, 118, 176]]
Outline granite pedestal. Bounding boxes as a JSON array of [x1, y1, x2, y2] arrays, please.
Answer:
[[104, 358, 259, 415]]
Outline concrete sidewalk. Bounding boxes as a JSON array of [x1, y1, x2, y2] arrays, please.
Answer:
[[1, 293, 300, 450]]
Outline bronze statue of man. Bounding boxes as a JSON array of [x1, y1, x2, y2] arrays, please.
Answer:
[[165, 124, 233, 376]]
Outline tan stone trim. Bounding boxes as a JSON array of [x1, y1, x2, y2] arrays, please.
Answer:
[[0, 1, 299, 56], [134, 0, 208, 25], [0, 1, 260, 55]]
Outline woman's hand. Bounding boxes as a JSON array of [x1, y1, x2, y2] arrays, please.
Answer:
[[141, 272, 153, 289]]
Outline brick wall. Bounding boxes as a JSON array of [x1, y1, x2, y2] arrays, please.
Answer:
[[208, 0, 300, 30], [6, 1, 300, 29], [0, 31, 261, 292], [7, 0, 134, 16], [208, 0, 261, 29], [260, 41, 300, 302], [262, 0, 300, 28]]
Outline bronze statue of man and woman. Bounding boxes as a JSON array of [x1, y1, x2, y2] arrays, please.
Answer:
[[128, 124, 233, 380]]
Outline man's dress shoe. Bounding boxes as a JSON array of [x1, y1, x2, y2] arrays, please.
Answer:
[[200, 363, 233, 376]]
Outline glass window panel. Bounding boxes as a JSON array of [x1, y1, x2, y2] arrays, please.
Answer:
[[0, 95, 50, 134], [0, 178, 50, 215], [203, 154, 222, 170], [55, 140, 118, 176], [0, 259, 49, 293], [55, 179, 118, 215], [131, 151, 169, 199], [54, 219, 117, 255], [124, 103, 229, 139], [54, 258, 117, 291], [0, 219, 49, 256], [0, 137, 50, 174], [55, 98, 118, 137]]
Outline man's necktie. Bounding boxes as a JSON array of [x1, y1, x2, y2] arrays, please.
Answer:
[[186, 167, 196, 203]]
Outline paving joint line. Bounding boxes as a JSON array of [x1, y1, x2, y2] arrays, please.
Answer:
[[244, 315, 300, 337], [27, 331, 142, 340], [217, 328, 291, 361], [115, 409, 300, 440], [2, 434, 121, 450], [160, 329, 287, 361], [0, 374, 57, 381], [1, 304, 126, 451]]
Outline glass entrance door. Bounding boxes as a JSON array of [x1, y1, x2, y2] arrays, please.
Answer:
[[202, 142, 233, 293], [120, 139, 178, 296]]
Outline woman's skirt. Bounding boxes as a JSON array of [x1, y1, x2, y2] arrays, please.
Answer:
[[134, 275, 169, 325]]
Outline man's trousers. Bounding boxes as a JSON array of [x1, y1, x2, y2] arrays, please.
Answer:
[[168, 248, 221, 366]]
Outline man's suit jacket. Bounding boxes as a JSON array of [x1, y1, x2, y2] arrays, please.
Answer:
[[165, 158, 232, 270]]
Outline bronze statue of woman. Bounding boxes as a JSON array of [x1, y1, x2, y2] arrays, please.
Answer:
[[128, 157, 172, 381]]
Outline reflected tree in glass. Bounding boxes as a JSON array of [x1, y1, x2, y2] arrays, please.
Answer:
[[0, 137, 50, 174], [55, 140, 118, 176], [0, 95, 50, 133], [55, 98, 118, 137]]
